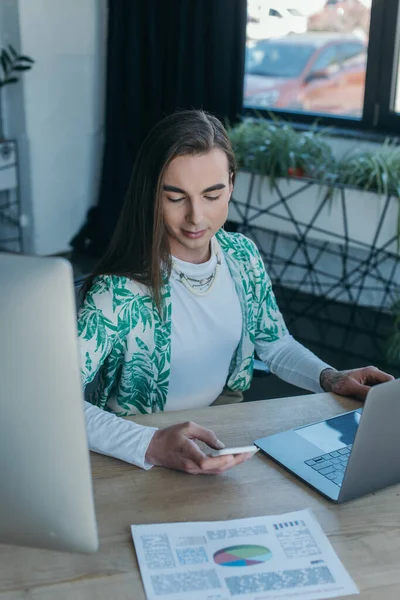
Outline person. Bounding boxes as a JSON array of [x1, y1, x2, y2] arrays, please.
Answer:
[[78, 109, 393, 475]]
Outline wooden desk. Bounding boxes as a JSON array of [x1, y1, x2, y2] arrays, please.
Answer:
[[1, 393, 400, 599]]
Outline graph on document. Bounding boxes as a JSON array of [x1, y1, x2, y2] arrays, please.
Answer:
[[213, 545, 272, 567]]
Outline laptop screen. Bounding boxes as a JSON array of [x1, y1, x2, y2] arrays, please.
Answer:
[[295, 410, 362, 454]]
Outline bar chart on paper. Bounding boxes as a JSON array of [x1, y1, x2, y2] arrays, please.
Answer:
[[213, 544, 273, 567]]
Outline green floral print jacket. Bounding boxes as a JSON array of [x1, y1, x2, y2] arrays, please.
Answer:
[[78, 230, 288, 416]]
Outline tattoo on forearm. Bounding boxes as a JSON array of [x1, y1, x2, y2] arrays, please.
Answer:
[[320, 368, 348, 393]]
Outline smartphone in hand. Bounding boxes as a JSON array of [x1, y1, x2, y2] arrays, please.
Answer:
[[210, 445, 259, 457]]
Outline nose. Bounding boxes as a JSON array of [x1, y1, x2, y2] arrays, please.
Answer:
[[186, 197, 203, 227]]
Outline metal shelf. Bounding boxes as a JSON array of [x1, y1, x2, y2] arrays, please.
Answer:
[[0, 140, 22, 253], [228, 173, 400, 365]]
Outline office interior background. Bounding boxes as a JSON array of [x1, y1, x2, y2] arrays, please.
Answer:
[[0, 0, 400, 399]]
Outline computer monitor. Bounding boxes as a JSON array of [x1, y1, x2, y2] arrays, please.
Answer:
[[0, 252, 98, 553]]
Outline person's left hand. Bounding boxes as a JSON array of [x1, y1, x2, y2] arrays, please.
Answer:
[[320, 366, 394, 401]]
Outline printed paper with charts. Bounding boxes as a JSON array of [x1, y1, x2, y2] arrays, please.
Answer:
[[131, 508, 358, 600]]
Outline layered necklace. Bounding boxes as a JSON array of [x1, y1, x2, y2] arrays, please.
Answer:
[[171, 239, 222, 296]]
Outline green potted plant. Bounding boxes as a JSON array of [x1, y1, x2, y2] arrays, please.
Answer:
[[336, 141, 400, 251], [0, 44, 34, 139], [228, 116, 400, 254], [228, 116, 335, 186]]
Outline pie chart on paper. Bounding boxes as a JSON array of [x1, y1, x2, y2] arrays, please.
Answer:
[[213, 544, 272, 567]]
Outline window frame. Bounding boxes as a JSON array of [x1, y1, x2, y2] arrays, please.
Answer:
[[243, 0, 400, 136]]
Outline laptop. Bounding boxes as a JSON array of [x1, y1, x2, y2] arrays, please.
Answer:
[[0, 252, 98, 552], [255, 378, 400, 503]]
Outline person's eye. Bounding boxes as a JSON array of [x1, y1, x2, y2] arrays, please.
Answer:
[[205, 195, 220, 201], [167, 196, 185, 203]]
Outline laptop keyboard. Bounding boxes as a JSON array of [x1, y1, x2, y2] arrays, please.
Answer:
[[304, 445, 352, 486]]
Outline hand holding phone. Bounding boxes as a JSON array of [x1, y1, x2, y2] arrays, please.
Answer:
[[210, 445, 259, 457]]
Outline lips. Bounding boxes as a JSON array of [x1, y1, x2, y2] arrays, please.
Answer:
[[181, 229, 207, 239]]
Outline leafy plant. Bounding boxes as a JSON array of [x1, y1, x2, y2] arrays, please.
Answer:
[[336, 142, 400, 249], [228, 116, 335, 189], [0, 45, 34, 89], [337, 140, 400, 197], [228, 116, 400, 198], [0, 44, 34, 137]]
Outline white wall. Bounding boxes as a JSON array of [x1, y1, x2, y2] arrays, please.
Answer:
[[1, 0, 106, 255]]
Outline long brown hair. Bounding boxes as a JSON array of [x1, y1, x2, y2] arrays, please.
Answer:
[[81, 110, 237, 311]]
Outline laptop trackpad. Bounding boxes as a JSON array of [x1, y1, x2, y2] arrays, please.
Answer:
[[295, 410, 362, 454]]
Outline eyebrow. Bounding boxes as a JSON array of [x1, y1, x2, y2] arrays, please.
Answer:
[[163, 183, 226, 194]]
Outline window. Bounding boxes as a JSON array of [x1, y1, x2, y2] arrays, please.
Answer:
[[244, 0, 400, 134], [311, 46, 340, 73], [338, 42, 365, 62], [246, 41, 315, 79]]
